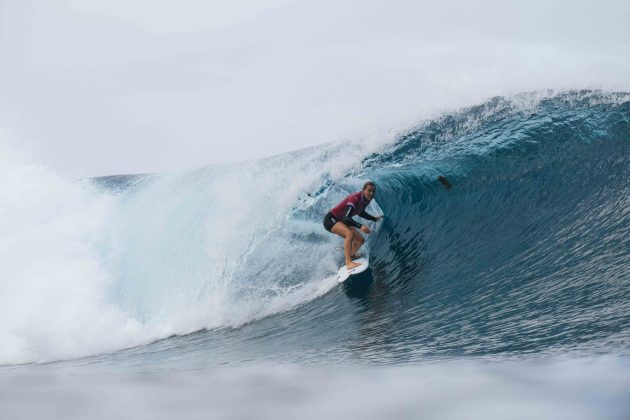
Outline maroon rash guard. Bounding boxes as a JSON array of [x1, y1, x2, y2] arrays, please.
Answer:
[[327, 191, 378, 229]]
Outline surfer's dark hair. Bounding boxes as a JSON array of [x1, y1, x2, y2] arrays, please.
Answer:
[[363, 181, 376, 190]]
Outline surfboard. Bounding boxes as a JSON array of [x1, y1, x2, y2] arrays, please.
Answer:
[[337, 257, 369, 283]]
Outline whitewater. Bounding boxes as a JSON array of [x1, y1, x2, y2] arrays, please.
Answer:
[[1, 90, 629, 418]]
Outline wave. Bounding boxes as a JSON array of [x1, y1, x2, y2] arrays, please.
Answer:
[[0, 90, 628, 365], [364, 90, 630, 359]]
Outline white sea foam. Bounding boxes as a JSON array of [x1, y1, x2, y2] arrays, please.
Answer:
[[0, 143, 150, 364], [0, 138, 383, 365]]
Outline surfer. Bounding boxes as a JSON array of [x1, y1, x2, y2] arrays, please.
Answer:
[[323, 182, 383, 269]]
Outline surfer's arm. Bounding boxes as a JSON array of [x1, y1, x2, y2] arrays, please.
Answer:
[[358, 210, 378, 222], [342, 205, 363, 229]]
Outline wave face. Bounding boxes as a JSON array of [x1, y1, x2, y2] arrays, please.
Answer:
[[1, 90, 629, 366], [361, 91, 630, 360]]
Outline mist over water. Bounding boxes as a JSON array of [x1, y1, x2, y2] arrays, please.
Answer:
[[3, 358, 630, 420], [1, 0, 629, 176], [0, 139, 383, 365]]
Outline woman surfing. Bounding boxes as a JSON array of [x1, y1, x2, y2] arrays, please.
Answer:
[[323, 182, 383, 269]]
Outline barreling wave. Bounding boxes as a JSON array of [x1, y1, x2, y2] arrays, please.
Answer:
[[361, 90, 630, 360], [1, 90, 628, 366]]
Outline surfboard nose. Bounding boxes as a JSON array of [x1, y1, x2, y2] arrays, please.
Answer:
[[337, 257, 370, 283]]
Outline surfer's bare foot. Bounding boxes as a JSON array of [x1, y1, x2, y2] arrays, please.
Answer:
[[347, 261, 361, 269]]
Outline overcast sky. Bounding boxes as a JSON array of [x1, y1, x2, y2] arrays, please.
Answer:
[[1, 0, 629, 177]]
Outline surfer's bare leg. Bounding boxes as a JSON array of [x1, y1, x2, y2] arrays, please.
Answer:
[[349, 227, 365, 258], [331, 222, 361, 269]]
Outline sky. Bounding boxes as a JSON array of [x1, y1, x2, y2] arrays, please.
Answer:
[[1, 0, 629, 177]]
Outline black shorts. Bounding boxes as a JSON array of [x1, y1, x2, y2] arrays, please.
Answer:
[[323, 211, 338, 232]]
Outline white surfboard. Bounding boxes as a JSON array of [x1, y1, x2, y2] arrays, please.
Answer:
[[336, 258, 369, 283]]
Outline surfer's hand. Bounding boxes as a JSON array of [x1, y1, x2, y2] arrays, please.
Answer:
[[360, 225, 371, 234]]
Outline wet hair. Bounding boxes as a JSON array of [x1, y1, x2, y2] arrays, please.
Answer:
[[363, 181, 376, 190]]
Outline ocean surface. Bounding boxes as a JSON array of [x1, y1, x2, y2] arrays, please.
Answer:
[[1, 90, 629, 419]]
